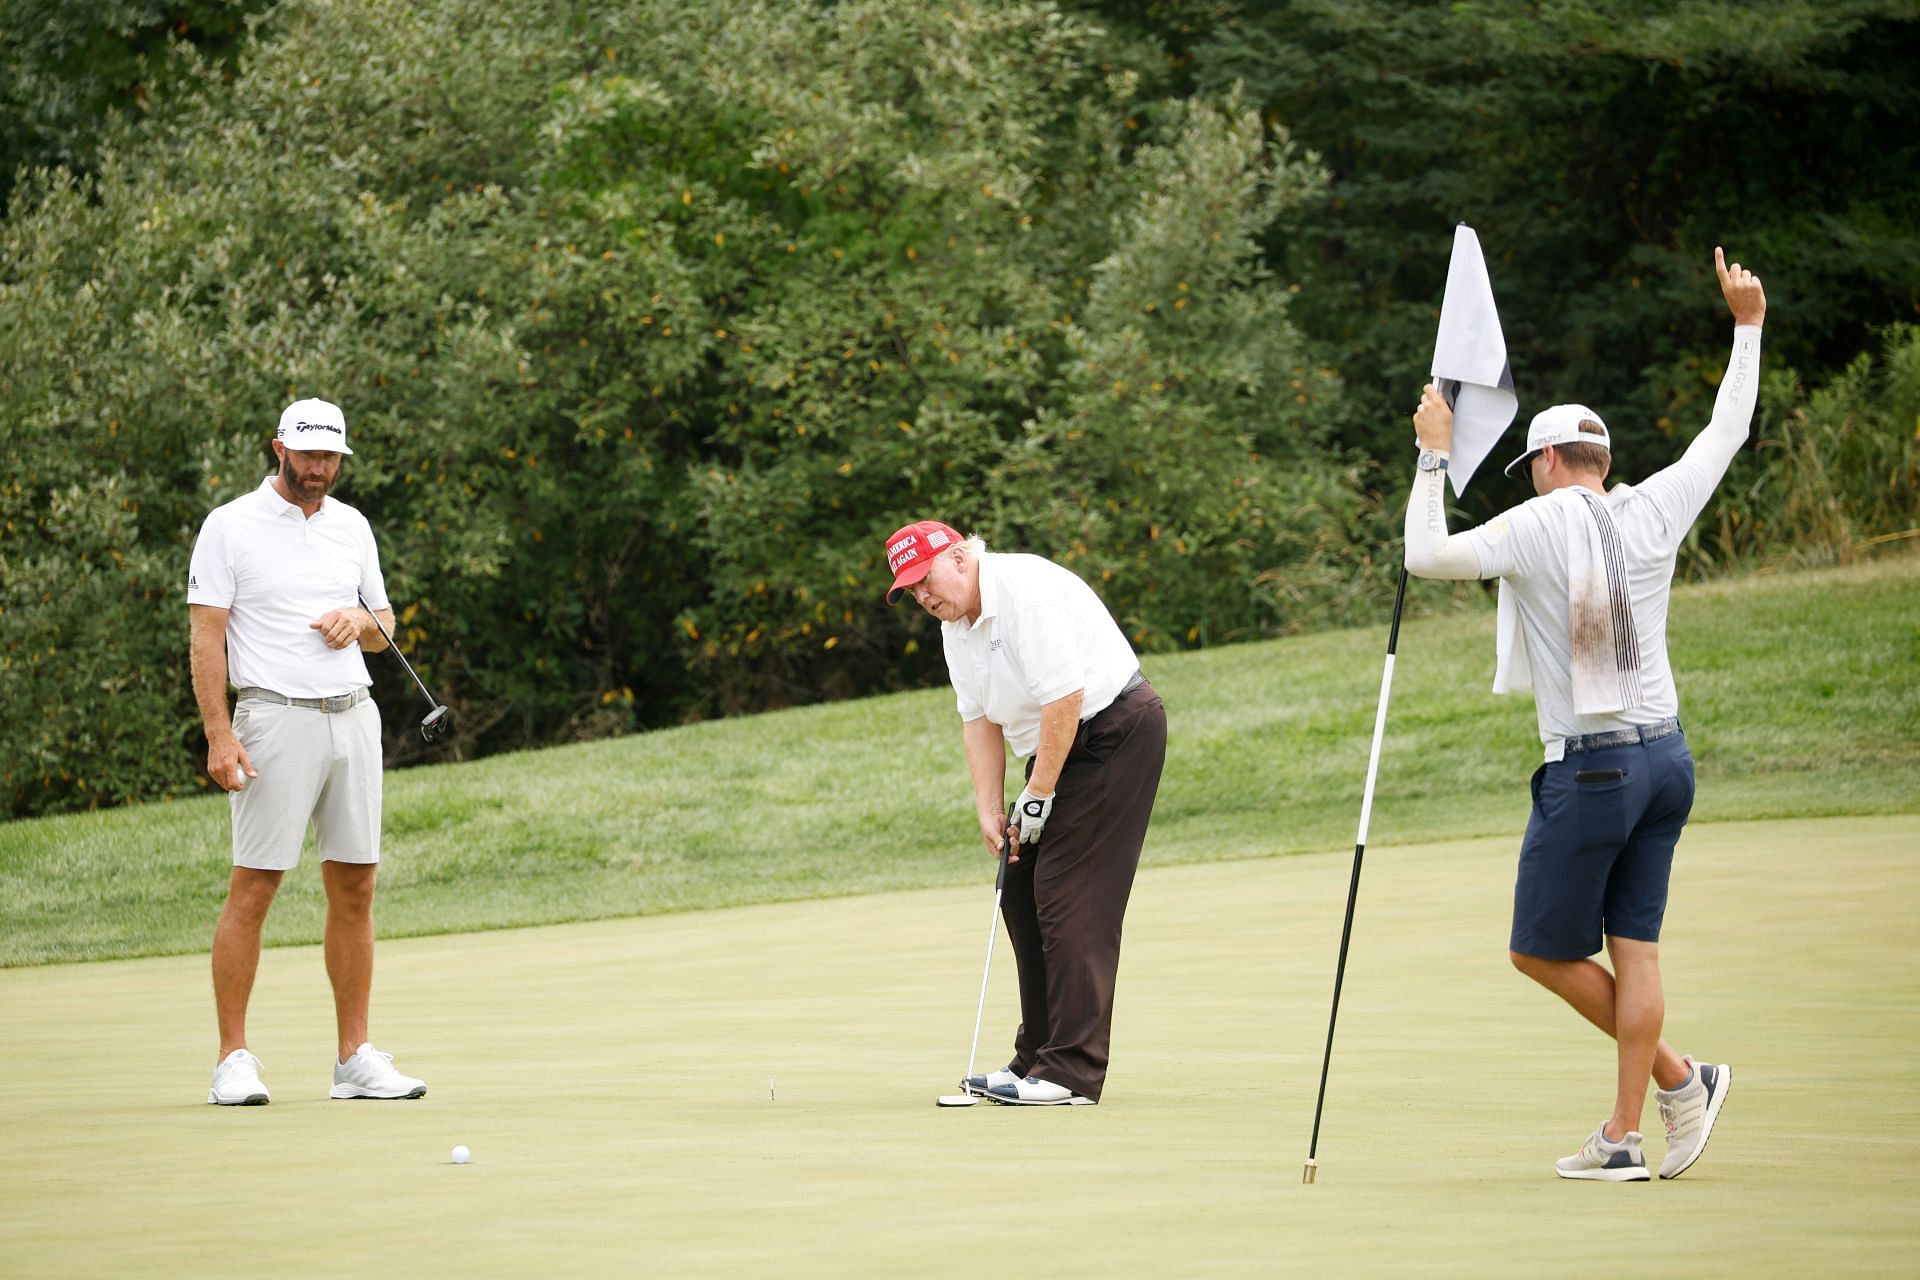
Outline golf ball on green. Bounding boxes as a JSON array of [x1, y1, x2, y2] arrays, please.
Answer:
[[451, 1145, 470, 1164]]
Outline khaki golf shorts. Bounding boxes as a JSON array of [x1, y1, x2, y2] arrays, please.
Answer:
[[229, 694, 383, 870]]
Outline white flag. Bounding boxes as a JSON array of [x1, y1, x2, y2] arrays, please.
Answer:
[[1429, 224, 1518, 496]]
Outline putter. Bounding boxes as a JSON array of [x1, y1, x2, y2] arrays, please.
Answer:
[[357, 592, 453, 743], [936, 809, 1018, 1108]]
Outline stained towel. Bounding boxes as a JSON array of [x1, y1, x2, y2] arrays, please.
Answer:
[[1493, 488, 1643, 715]]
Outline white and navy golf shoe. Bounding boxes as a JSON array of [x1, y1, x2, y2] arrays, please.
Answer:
[[985, 1075, 1095, 1106], [961, 1068, 1022, 1096]]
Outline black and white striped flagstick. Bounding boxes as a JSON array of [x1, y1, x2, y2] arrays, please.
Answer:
[[1303, 565, 1409, 1184]]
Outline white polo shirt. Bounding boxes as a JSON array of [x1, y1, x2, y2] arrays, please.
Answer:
[[187, 477, 390, 697], [941, 552, 1141, 758]]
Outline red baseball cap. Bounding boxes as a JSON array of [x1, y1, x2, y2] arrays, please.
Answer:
[[884, 520, 963, 604]]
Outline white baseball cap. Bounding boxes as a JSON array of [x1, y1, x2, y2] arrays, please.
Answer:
[[1502, 403, 1607, 477], [276, 398, 354, 454]]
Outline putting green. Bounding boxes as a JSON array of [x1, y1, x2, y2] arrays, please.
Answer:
[[3, 815, 1915, 1277]]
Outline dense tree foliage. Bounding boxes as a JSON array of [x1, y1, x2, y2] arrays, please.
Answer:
[[0, 0, 1365, 815], [0, 0, 269, 213], [3, 0, 1914, 818], [1080, 0, 1920, 500]]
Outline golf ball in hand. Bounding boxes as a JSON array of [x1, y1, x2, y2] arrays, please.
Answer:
[[451, 1145, 470, 1165]]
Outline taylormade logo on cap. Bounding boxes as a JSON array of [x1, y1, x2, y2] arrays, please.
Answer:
[[276, 398, 354, 455]]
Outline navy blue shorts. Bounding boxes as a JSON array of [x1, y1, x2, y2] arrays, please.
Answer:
[[1509, 731, 1696, 960]]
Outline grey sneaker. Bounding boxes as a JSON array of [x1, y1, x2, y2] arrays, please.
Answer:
[[330, 1042, 427, 1100], [1555, 1125, 1650, 1181], [208, 1048, 271, 1106], [961, 1068, 1020, 1096], [1657, 1057, 1731, 1179]]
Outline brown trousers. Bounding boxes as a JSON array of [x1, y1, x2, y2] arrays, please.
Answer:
[[1002, 680, 1167, 1101]]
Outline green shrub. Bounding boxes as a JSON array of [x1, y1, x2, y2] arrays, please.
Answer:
[[1690, 324, 1920, 572]]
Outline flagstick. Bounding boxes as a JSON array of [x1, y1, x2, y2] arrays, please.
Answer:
[[1301, 221, 1512, 1183], [1303, 566, 1409, 1184]]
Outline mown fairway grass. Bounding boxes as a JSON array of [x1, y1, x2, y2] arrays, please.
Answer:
[[1, 815, 1915, 1277], [3, 555, 1916, 966]]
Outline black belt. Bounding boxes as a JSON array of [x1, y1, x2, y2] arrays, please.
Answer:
[[1560, 716, 1681, 755], [235, 686, 371, 713]]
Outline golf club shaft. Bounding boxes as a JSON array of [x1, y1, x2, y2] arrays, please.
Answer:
[[357, 592, 440, 712], [963, 885, 1003, 1083], [963, 814, 1017, 1084]]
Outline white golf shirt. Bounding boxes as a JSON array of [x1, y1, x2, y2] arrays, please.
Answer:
[[187, 477, 390, 697], [941, 552, 1141, 758], [1405, 326, 1762, 759]]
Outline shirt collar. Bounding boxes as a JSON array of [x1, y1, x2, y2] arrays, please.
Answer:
[[256, 475, 327, 520]]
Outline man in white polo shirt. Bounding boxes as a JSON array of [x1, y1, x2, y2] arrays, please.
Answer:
[[884, 521, 1167, 1105], [188, 398, 427, 1106], [1403, 248, 1764, 1180]]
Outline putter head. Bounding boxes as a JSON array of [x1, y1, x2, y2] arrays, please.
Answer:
[[419, 704, 453, 743], [935, 1093, 979, 1108]]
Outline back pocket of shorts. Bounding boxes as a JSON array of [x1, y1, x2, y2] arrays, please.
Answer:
[[1574, 768, 1632, 845]]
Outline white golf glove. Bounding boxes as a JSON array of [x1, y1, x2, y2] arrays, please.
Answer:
[[1013, 785, 1054, 847]]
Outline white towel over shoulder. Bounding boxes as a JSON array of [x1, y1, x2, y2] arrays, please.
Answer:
[[1493, 489, 1643, 716]]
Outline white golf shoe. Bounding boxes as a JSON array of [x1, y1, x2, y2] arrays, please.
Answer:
[[1657, 1057, 1731, 1179], [961, 1068, 1021, 1096], [208, 1048, 271, 1106], [985, 1075, 1095, 1106], [330, 1042, 427, 1100], [1555, 1125, 1650, 1181]]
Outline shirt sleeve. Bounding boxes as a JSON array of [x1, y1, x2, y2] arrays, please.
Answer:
[[358, 521, 391, 612], [1461, 497, 1552, 580], [943, 629, 986, 722], [1632, 325, 1763, 540], [1012, 602, 1088, 706], [186, 510, 235, 607], [1402, 464, 1488, 580]]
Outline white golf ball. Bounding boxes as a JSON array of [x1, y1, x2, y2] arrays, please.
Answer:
[[451, 1145, 470, 1165]]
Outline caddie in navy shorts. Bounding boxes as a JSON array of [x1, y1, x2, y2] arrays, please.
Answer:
[[1510, 728, 1696, 960]]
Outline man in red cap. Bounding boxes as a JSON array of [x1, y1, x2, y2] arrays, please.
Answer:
[[885, 521, 1166, 1105]]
